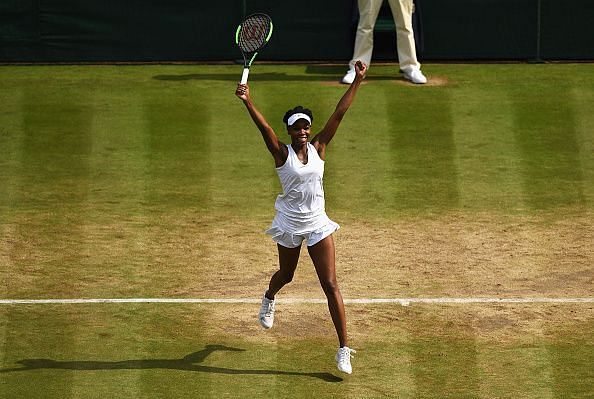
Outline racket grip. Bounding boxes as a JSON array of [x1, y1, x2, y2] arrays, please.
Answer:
[[240, 68, 250, 84]]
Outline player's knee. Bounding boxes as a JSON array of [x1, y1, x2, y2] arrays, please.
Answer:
[[320, 279, 339, 296], [280, 271, 294, 285]]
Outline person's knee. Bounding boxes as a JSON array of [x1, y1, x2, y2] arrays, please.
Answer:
[[357, 27, 374, 36], [279, 270, 295, 285], [320, 278, 339, 296]]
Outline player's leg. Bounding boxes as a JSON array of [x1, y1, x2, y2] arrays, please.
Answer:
[[267, 243, 301, 298], [308, 235, 355, 373], [259, 243, 301, 329], [307, 235, 347, 347]]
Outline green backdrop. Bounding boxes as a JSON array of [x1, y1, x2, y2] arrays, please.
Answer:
[[1, 0, 593, 62]]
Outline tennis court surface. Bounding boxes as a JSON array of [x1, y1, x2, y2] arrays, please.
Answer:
[[1, 64, 593, 398]]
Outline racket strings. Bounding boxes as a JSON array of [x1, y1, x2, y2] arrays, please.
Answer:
[[238, 15, 271, 53]]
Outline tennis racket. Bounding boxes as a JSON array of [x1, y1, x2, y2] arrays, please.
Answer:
[[235, 13, 273, 84]]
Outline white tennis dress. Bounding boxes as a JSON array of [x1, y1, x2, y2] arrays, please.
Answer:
[[266, 143, 339, 248]]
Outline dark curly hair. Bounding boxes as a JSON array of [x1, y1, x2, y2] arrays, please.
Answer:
[[282, 106, 313, 125]]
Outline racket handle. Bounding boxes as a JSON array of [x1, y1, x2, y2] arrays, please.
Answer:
[[240, 68, 250, 84]]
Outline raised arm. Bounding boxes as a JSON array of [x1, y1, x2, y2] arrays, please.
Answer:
[[311, 61, 367, 159], [236, 83, 287, 166]]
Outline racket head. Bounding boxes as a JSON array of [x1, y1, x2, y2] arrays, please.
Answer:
[[235, 13, 273, 59]]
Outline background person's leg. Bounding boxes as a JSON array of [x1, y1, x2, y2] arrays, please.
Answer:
[[343, 0, 384, 83], [388, 0, 421, 74]]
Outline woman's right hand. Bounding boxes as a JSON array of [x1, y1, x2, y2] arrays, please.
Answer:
[[235, 83, 250, 101]]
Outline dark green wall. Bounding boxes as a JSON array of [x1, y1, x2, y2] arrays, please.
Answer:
[[420, 0, 538, 59], [1, 0, 593, 62], [416, 0, 594, 60]]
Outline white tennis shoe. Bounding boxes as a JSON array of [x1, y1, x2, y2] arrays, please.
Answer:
[[258, 292, 275, 329], [341, 69, 356, 84], [404, 69, 427, 84], [336, 346, 356, 374]]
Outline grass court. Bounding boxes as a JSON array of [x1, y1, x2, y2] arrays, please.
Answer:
[[1, 63, 593, 398]]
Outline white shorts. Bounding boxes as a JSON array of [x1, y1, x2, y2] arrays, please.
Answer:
[[266, 213, 340, 248]]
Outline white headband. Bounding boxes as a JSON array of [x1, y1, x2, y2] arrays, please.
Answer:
[[287, 113, 311, 126]]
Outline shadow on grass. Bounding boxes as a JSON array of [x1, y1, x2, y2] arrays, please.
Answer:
[[153, 64, 347, 82], [153, 73, 334, 82], [152, 66, 401, 82], [0, 344, 342, 383]]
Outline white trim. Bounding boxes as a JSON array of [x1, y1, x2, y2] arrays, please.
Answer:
[[287, 113, 311, 126], [0, 297, 593, 305]]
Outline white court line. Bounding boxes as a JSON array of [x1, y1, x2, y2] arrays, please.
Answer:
[[0, 297, 593, 305]]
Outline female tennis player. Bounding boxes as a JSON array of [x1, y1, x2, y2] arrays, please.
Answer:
[[235, 61, 366, 374]]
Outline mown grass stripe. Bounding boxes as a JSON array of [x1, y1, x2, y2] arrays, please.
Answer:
[[87, 83, 149, 217], [450, 81, 524, 211], [0, 84, 23, 212], [144, 89, 212, 208], [386, 83, 460, 211], [85, 87, 146, 398], [476, 319, 555, 399], [411, 312, 480, 397], [547, 318, 594, 398], [511, 81, 585, 209], [573, 86, 594, 205]]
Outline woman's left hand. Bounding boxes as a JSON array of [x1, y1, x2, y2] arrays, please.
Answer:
[[354, 61, 367, 80]]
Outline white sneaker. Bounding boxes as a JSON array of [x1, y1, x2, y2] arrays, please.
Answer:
[[335, 346, 356, 374], [341, 69, 355, 84], [404, 69, 427, 84], [258, 292, 275, 329]]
